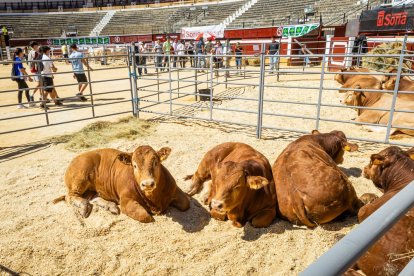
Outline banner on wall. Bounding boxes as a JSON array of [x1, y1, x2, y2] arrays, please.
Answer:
[[52, 36, 110, 45], [359, 6, 414, 32], [280, 24, 319, 38], [181, 25, 224, 40]]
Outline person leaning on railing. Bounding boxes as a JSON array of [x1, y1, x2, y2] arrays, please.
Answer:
[[153, 39, 164, 72], [267, 36, 280, 74]]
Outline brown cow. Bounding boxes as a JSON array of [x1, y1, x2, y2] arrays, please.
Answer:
[[53, 146, 190, 222], [272, 130, 368, 227], [345, 146, 414, 276], [341, 87, 414, 136], [334, 67, 371, 85], [383, 77, 414, 101], [185, 142, 277, 228]]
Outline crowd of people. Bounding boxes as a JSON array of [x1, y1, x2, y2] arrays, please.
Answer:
[[11, 41, 92, 109]]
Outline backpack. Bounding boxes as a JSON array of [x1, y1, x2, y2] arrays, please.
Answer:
[[34, 53, 44, 72], [11, 63, 17, 81]]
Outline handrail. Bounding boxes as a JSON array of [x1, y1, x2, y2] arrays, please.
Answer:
[[301, 181, 414, 275]]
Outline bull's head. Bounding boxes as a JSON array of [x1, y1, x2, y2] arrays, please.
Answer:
[[383, 78, 396, 91], [210, 160, 269, 214], [118, 146, 171, 194], [364, 146, 404, 191], [312, 130, 358, 164], [334, 68, 347, 84]]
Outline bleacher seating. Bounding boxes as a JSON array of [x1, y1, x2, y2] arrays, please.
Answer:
[[100, 1, 247, 35], [0, 13, 105, 38]]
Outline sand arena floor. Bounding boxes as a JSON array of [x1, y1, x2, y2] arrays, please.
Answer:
[[0, 60, 411, 275]]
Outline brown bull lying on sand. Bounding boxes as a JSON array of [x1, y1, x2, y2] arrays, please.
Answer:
[[383, 76, 414, 101], [272, 130, 374, 227], [185, 142, 277, 228], [345, 147, 414, 276], [340, 87, 414, 136], [53, 146, 190, 222]]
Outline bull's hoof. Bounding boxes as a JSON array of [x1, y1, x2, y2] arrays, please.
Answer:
[[138, 214, 155, 223], [360, 193, 378, 205], [232, 220, 244, 228], [108, 205, 120, 215], [81, 202, 93, 218]]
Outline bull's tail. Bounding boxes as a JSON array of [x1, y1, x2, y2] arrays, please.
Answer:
[[52, 195, 66, 204], [291, 192, 316, 228]]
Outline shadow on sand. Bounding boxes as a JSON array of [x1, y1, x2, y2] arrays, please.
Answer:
[[167, 198, 211, 233]]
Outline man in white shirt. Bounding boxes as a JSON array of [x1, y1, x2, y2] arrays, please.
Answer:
[[176, 40, 186, 68], [41, 46, 62, 107]]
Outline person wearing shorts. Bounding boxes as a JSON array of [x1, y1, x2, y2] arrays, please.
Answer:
[[69, 44, 93, 102], [41, 46, 62, 107]]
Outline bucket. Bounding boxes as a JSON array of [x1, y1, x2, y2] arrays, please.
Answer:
[[198, 88, 212, 101]]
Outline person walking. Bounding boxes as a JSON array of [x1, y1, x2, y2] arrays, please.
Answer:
[[163, 36, 172, 70], [153, 39, 163, 72], [223, 39, 232, 77], [177, 40, 186, 68], [69, 44, 92, 101], [186, 41, 195, 67], [205, 38, 213, 69], [27, 41, 43, 105], [41, 46, 63, 107], [12, 48, 33, 109], [213, 40, 223, 77], [235, 42, 243, 74], [267, 36, 280, 74], [196, 37, 205, 72], [61, 42, 69, 64]]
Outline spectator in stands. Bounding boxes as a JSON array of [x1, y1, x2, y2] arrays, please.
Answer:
[[2, 25, 9, 46], [41, 46, 63, 107], [186, 41, 195, 67], [153, 39, 163, 72], [61, 42, 69, 64], [12, 48, 33, 109], [352, 34, 368, 66], [69, 44, 92, 102], [172, 39, 178, 68], [223, 39, 232, 77], [213, 40, 223, 77], [235, 42, 243, 74], [196, 37, 205, 72], [301, 44, 310, 67], [205, 38, 213, 69], [267, 36, 280, 74], [177, 40, 186, 68], [163, 36, 172, 70], [28, 41, 43, 104]]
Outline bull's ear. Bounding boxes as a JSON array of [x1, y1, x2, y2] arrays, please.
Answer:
[[405, 148, 414, 160], [371, 154, 385, 166], [344, 142, 358, 152], [157, 147, 171, 162], [118, 152, 132, 165], [340, 67, 347, 72], [311, 130, 321, 135], [246, 176, 269, 190]]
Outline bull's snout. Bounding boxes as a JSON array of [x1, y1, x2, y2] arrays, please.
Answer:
[[140, 179, 155, 190], [211, 199, 223, 210]]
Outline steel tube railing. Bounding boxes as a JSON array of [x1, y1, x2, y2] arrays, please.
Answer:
[[301, 181, 414, 276]]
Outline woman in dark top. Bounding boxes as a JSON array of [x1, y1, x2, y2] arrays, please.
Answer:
[[13, 48, 33, 109]]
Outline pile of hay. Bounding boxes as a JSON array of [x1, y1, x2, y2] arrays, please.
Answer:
[[362, 42, 412, 71], [53, 116, 154, 151]]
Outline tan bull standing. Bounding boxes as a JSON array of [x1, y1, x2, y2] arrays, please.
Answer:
[[53, 146, 190, 222]]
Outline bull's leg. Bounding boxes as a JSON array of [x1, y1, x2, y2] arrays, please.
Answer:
[[359, 193, 378, 205], [120, 198, 154, 223], [185, 160, 212, 196], [67, 193, 93, 218], [171, 188, 190, 211], [227, 211, 245, 228], [200, 181, 212, 205], [251, 209, 276, 228], [90, 197, 120, 215]]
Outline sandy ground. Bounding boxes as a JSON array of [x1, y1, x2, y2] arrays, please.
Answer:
[[0, 60, 411, 275]]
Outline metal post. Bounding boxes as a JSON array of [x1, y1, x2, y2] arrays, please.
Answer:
[[385, 34, 407, 143], [194, 55, 198, 101], [400, 257, 414, 276], [256, 45, 266, 139], [130, 43, 139, 117], [277, 36, 282, 82], [156, 58, 160, 101], [127, 46, 135, 115], [209, 55, 214, 120], [177, 63, 180, 97], [39, 64, 50, 125], [86, 57, 95, 117], [168, 55, 172, 115], [102, 44, 107, 65], [315, 53, 326, 130]]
